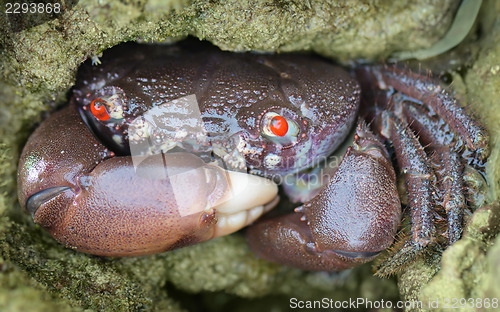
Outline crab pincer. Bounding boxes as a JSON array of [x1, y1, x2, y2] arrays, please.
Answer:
[[18, 105, 278, 256], [246, 123, 401, 271]]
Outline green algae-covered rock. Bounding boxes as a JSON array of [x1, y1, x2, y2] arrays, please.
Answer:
[[1, 1, 498, 311]]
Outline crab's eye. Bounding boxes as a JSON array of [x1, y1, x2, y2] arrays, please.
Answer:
[[270, 116, 289, 137], [261, 112, 300, 145], [90, 99, 110, 121]]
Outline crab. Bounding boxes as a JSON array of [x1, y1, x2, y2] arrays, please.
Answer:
[[17, 42, 488, 274]]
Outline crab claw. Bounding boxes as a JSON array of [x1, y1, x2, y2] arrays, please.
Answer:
[[18, 105, 278, 256], [246, 123, 401, 271]]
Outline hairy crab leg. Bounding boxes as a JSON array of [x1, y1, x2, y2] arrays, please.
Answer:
[[377, 111, 437, 274], [355, 65, 490, 275], [18, 105, 278, 256], [246, 122, 401, 271], [367, 66, 489, 160], [397, 101, 467, 245]]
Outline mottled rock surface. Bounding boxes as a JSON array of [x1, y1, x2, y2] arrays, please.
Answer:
[[1, 0, 499, 311]]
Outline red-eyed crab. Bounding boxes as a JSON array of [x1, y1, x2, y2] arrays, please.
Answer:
[[17, 42, 489, 274]]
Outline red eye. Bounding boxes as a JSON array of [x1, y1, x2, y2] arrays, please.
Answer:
[[90, 99, 110, 121], [270, 116, 288, 137]]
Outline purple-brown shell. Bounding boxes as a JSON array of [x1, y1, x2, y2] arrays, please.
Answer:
[[75, 43, 360, 177]]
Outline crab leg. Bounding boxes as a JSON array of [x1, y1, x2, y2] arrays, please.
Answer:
[[368, 66, 489, 160], [381, 111, 437, 245], [397, 101, 466, 244], [18, 105, 278, 256], [246, 122, 401, 271], [374, 111, 438, 274]]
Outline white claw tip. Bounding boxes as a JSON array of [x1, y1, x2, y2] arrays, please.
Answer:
[[212, 170, 279, 237]]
